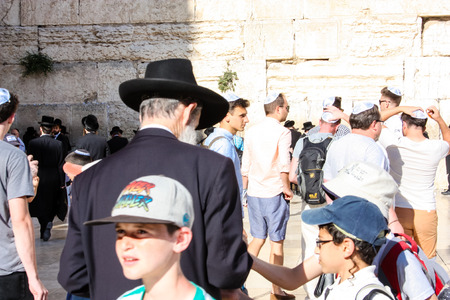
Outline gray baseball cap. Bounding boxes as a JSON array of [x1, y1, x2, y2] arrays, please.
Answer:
[[85, 175, 194, 228]]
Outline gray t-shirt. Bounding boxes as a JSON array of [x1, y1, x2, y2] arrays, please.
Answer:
[[0, 141, 34, 275]]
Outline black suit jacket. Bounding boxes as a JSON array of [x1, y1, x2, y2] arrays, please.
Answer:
[[56, 132, 71, 157], [27, 135, 64, 219], [107, 136, 128, 154], [76, 133, 110, 160], [58, 128, 252, 300]]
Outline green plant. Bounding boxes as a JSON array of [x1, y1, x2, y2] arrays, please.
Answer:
[[218, 63, 238, 93], [19, 51, 54, 77]]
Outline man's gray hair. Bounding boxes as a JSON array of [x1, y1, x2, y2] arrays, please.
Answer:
[[139, 97, 182, 120]]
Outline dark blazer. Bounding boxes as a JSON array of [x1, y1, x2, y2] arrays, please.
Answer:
[[27, 135, 64, 219], [56, 132, 71, 157], [76, 133, 110, 160], [58, 128, 252, 300], [107, 135, 128, 154]]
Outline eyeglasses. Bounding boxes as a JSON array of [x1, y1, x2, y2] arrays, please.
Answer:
[[286, 105, 290, 112], [379, 99, 390, 105], [375, 120, 384, 124], [316, 239, 333, 249]]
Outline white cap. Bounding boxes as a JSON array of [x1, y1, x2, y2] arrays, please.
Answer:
[[323, 96, 336, 108], [322, 162, 398, 219], [85, 175, 195, 229], [321, 111, 338, 123], [223, 92, 240, 102], [387, 87, 402, 97], [411, 110, 427, 119], [0, 88, 11, 105], [265, 91, 281, 104], [352, 102, 375, 115]]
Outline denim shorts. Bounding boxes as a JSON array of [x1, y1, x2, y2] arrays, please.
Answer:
[[247, 193, 290, 242]]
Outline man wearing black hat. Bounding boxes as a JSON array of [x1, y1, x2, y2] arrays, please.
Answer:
[[76, 114, 110, 160], [59, 59, 252, 300], [107, 126, 128, 154], [27, 116, 65, 241], [53, 118, 71, 157]]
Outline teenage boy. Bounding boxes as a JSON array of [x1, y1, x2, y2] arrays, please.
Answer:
[[85, 175, 214, 300]]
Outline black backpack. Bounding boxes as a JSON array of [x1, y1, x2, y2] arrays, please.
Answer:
[[297, 136, 333, 205]]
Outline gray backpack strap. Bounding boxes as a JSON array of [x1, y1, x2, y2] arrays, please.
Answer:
[[202, 136, 226, 149], [356, 284, 395, 300]]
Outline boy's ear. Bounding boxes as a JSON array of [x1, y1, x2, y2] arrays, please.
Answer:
[[342, 237, 355, 259], [173, 227, 193, 253]]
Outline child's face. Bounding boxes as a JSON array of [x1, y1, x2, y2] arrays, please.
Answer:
[[314, 227, 342, 274], [115, 223, 178, 281]]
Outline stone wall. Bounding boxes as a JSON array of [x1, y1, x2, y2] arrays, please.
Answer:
[[1, 0, 450, 185]]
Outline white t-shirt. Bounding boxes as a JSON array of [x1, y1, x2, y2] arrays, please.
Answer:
[[373, 233, 435, 300], [323, 133, 390, 181], [384, 115, 403, 138], [319, 266, 392, 300], [378, 129, 449, 210]]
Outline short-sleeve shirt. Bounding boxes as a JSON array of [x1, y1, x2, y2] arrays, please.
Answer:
[[0, 141, 34, 275], [117, 282, 215, 300], [323, 133, 389, 181], [378, 129, 449, 210], [307, 124, 350, 138]]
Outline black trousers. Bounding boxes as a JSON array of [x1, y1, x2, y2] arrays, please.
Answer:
[[0, 272, 33, 300]]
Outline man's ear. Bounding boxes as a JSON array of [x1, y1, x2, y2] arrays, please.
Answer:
[[181, 103, 198, 127], [342, 238, 355, 259], [7, 113, 15, 124], [173, 227, 193, 253]]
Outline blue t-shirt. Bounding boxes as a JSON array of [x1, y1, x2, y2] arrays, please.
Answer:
[[117, 282, 215, 300]]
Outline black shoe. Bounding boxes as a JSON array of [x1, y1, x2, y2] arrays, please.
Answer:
[[42, 222, 53, 241], [442, 189, 450, 195]]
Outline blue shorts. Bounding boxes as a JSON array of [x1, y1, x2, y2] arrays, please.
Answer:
[[247, 193, 290, 242]]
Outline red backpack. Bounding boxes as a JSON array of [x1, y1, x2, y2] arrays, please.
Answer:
[[378, 233, 448, 300]]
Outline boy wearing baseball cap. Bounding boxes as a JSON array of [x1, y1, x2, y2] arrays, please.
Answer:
[[302, 196, 393, 299], [85, 175, 214, 300]]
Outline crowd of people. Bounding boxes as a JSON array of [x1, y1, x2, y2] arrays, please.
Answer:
[[1, 58, 449, 300]]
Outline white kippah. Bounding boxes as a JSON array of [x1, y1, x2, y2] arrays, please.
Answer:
[[323, 96, 335, 108], [74, 149, 91, 156], [264, 91, 280, 104], [321, 111, 338, 123], [222, 92, 240, 102], [411, 110, 427, 119], [352, 102, 375, 115], [0, 88, 11, 105], [387, 87, 402, 97]]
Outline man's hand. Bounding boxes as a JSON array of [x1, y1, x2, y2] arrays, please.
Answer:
[[283, 186, 293, 201], [27, 155, 39, 177], [28, 276, 48, 300], [426, 105, 441, 121], [401, 106, 424, 117]]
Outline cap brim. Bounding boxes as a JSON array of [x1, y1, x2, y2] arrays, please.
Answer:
[[119, 78, 229, 129], [301, 206, 333, 226], [63, 162, 83, 177], [84, 215, 178, 226]]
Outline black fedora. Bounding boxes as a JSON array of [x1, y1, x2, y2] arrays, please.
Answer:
[[119, 59, 228, 130], [39, 116, 55, 127], [302, 121, 315, 131], [110, 126, 123, 136]]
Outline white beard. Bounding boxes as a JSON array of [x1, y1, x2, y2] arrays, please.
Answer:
[[178, 124, 199, 145]]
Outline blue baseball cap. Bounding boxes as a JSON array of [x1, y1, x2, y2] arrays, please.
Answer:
[[301, 196, 388, 246]]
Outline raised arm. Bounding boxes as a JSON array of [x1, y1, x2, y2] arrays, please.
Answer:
[[427, 105, 450, 150], [251, 254, 323, 290], [9, 197, 48, 300], [380, 106, 423, 121]]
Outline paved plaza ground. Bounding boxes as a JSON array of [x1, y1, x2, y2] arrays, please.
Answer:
[[35, 192, 450, 300]]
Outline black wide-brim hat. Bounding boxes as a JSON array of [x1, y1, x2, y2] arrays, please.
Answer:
[[119, 59, 229, 130], [39, 115, 55, 127]]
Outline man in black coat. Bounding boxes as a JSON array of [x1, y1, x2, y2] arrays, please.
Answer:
[[58, 59, 252, 300], [76, 114, 110, 160], [107, 126, 128, 154], [53, 118, 71, 157], [27, 116, 65, 241]]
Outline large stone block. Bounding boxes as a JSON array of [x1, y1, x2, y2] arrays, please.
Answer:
[[340, 15, 419, 58], [423, 19, 450, 56], [21, 0, 79, 26], [97, 61, 136, 104], [0, 0, 20, 25], [251, 0, 303, 20], [244, 21, 294, 60], [195, 0, 250, 21], [404, 57, 450, 103], [106, 102, 140, 140], [79, 0, 194, 24], [294, 20, 338, 59], [0, 26, 38, 64], [0, 65, 46, 105], [39, 24, 196, 62]]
